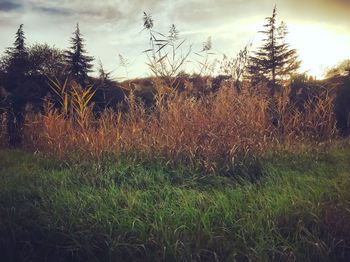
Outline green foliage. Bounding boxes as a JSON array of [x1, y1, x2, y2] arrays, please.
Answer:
[[0, 25, 30, 146], [1, 27, 65, 102], [1, 147, 350, 261], [94, 62, 116, 109], [248, 6, 300, 96], [48, 78, 96, 127], [28, 43, 66, 78], [65, 23, 94, 87], [2, 24, 30, 82]]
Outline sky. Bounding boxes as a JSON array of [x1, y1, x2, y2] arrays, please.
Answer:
[[0, 0, 350, 79]]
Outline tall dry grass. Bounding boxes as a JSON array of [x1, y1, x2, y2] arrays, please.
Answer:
[[274, 89, 337, 145], [22, 80, 337, 174]]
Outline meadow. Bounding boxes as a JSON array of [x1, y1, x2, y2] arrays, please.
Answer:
[[1, 145, 350, 261], [1, 7, 350, 261], [1, 80, 350, 261]]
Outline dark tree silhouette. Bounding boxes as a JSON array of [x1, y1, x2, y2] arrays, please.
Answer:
[[3, 24, 29, 82], [334, 78, 350, 136], [93, 62, 119, 112], [289, 74, 325, 110], [333, 65, 350, 136], [0, 26, 68, 146], [65, 23, 93, 86], [248, 6, 300, 97], [1, 24, 30, 146], [28, 43, 66, 78]]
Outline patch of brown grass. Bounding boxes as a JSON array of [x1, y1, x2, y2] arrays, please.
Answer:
[[22, 82, 338, 174]]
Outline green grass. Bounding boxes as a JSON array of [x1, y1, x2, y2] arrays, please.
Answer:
[[0, 148, 350, 261]]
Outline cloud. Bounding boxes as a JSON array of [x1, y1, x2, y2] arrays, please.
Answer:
[[0, 0, 349, 78], [26, 0, 164, 23], [171, 0, 271, 23], [0, 0, 22, 11], [30, 5, 73, 16]]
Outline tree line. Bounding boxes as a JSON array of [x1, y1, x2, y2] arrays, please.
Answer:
[[0, 23, 126, 146], [0, 6, 349, 146]]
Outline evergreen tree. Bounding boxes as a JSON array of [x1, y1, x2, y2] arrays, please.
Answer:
[[4, 24, 29, 80], [248, 6, 300, 96], [96, 61, 114, 106], [93, 62, 125, 113], [1, 24, 30, 147], [65, 23, 93, 86]]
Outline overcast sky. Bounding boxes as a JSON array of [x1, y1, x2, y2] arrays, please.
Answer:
[[1, 0, 350, 79]]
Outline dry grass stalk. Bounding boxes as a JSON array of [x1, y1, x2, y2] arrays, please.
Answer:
[[22, 79, 338, 173]]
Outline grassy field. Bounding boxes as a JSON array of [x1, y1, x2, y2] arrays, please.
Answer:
[[0, 147, 350, 261]]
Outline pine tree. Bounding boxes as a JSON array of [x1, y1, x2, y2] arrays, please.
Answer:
[[5, 24, 29, 78], [65, 23, 93, 86], [2, 24, 30, 147], [248, 6, 300, 96], [96, 61, 114, 106], [14, 24, 25, 51]]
